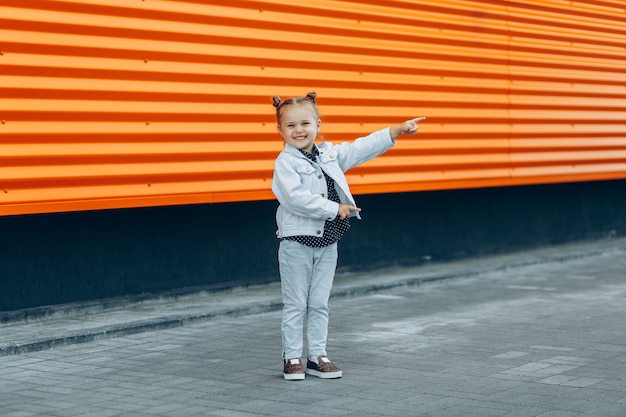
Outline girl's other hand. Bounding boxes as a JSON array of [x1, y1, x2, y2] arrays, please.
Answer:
[[338, 203, 361, 219]]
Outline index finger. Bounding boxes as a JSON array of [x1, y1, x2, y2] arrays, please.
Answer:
[[413, 117, 426, 123]]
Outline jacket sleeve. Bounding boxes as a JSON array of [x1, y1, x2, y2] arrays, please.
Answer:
[[271, 157, 339, 220], [333, 128, 396, 172]]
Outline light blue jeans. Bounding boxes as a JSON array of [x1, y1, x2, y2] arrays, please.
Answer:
[[278, 240, 338, 360]]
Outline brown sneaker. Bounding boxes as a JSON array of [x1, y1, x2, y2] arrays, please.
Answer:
[[283, 358, 305, 380], [305, 356, 342, 379]]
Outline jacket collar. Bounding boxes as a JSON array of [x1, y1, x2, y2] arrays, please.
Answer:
[[283, 143, 319, 159]]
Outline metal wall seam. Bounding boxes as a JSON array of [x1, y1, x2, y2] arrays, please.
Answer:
[[1, 0, 625, 216]]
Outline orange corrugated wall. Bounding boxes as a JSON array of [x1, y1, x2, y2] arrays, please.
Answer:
[[2, 0, 626, 216]]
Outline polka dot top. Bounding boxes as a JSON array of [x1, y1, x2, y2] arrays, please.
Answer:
[[283, 146, 350, 248]]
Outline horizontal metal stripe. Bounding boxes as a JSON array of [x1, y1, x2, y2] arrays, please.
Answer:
[[3, 130, 626, 143], [4, 101, 625, 114], [4, 89, 626, 110], [4, 66, 624, 93], [5, 85, 626, 101], [4, 157, 624, 180]]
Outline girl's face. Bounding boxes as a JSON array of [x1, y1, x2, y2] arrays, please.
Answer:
[[277, 104, 320, 154]]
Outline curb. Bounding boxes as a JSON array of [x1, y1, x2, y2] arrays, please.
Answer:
[[0, 302, 283, 356]]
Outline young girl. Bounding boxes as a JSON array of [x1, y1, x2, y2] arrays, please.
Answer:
[[271, 92, 425, 380]]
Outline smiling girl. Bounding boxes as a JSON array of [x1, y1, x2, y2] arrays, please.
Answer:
[[271, 91, 425, 380]]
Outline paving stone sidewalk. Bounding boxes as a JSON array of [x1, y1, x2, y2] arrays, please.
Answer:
[[1, 237, 625, 416]]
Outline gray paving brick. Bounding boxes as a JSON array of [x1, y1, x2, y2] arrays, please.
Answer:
[[2, 411, 38, 417], [539, 375, 579, 385], [582, 404, 626, 416]]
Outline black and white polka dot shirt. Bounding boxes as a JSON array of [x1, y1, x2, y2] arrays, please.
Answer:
[[283, 146, 350, 248]]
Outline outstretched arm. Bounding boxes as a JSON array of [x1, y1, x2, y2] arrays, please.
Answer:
[[389, 117, 426, 140]]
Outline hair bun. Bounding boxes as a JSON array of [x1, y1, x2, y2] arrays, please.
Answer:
[[305, 91, 317, 102], [272, 96, 283, 108]]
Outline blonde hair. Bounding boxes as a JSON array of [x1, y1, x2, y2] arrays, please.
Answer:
[[272, 91, 319, 124]]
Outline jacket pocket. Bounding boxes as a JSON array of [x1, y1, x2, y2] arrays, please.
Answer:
[[295, 163, 315, 175], [295, 163, 318, 189]]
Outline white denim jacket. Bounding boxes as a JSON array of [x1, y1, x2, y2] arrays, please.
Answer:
[[271, 128, 396, 238]]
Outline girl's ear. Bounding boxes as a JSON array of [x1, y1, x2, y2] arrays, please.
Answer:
[[317, 119, 321, 129]]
